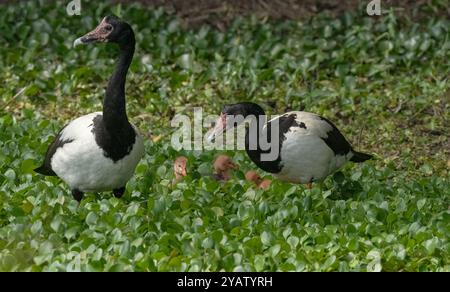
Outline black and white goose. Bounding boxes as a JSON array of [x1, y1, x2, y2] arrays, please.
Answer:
[[35, 15, 144, 202], [208, 102, 372, 187]]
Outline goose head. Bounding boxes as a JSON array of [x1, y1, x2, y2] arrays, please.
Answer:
[[208, 102, 265, 143], [74, 15, 133, 47]]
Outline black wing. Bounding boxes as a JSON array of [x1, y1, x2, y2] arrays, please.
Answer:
[[319, 116, 352, 156], [35, 126, 73, 176]]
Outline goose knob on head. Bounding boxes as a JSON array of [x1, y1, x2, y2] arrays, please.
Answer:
[[208, 102, 372, 188], [213, 154, 239, 182], [34, 15, 144, 202]]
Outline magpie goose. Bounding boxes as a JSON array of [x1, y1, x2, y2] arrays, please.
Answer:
[[35, 16, 144, 202], [208, 102, 372, 186]]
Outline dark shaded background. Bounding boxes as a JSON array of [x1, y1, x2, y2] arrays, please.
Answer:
[[115, 0, 450, 29], [1, 0, 448, 29]]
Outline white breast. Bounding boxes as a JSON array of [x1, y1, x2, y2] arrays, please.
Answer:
[[50, 112, 144, 192]]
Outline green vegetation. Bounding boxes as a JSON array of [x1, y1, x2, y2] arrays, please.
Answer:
[[0, 0, 449, 271]]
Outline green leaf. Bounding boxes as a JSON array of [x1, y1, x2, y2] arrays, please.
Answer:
[[254, 255, 265, 272], [50, 215, 62, 232], [260, 231, 272, 246], [21, 159, 36, 173], [86, 212, 98, 226], [269, 244, 281, 258], [287, 236, 299, 249], [31, 220, 42, 235], [4, 169, 16, 181], [423, 238, 439, 255]]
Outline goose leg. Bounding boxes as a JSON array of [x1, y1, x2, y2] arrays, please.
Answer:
[[113, 187, 126, 198], [72, 189, 84, 202]]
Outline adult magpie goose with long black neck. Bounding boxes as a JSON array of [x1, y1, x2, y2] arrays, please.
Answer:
[[35, 15, 144, 202], [208, 102, 372, 187]]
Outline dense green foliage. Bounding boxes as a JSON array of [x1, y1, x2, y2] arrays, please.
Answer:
[[0, 0, 448, 271]]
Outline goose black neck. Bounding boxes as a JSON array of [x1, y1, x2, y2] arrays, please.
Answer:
[[241, 103, 281, 173], [238, 102, 266, 147], [229, 102, 266, 130], [103, 34, 135, 129]]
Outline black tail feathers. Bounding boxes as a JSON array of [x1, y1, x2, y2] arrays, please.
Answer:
[[350, 151, 373, 163], [34, 165, 56, 176]]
